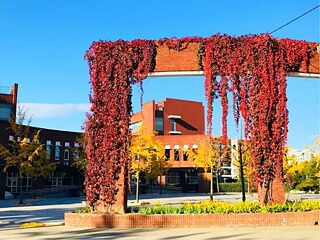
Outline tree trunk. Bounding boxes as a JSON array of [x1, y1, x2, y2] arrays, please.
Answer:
[[210, 171, 213, 200], [215, 171, 220, 193], [19, 174, 23, 205], [135, 171, 140, 203], [159, 176, 162, 195], [150, 179, 153, 194], [33, 177, 36, 199]]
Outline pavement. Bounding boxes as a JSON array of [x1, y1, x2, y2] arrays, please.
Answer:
[[0, 192, 319, 239], [0, 192, 319, 225], [0, 225, 319, 240]]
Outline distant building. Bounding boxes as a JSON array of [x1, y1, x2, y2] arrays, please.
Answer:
[[130, 98, 239, 193], [288, 148, 315, 162], [0, 84, 82, 199]]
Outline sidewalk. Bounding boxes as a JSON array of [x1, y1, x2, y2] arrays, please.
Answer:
[[0, 197, 85, 225], [0, 225, 319, 240], [0, 192, 318, 225]]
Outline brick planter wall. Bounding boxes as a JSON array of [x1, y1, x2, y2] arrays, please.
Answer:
[[65, 210, 319, 228]]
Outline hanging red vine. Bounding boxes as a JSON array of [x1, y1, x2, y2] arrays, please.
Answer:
[[201, 34, 310, 204], [85, 34, 311, 209], [84, 40, 156, 210]]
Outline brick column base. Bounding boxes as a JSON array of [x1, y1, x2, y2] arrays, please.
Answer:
[[258, 176, 285, 205]]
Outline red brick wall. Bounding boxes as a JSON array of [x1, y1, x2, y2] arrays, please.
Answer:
[[65, 210, 320, 228], [131, 100, 155, 134], [162, 98, 204, 135], [154, 42, 319, 74]]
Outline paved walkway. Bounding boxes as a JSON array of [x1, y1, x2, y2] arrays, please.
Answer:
[[0, 225, 319, 240], [0, 193, 319, 239], [0, 193, 319, 224]]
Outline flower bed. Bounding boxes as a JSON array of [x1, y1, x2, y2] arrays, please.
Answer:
[[65, 210, 319, 228]]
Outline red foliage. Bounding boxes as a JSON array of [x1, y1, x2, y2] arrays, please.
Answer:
[[201, 34, 310, 191], [84, 40, 156, 208], [84, 34, 310, 208]]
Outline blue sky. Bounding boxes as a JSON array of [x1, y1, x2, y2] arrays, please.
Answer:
[[0, 1, 319, 149]]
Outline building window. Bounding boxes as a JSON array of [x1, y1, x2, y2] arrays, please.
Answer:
[[64, 142, 70, 161], [8, 135, 14, 141], [168, 115, 182, 134], [165, 149, 170, 160], [0, 103, 12, 121], [6, 172, 18, 192], [55, 141, 61, 161], [129, 122, 141, 133], [183, 145, 189, 161], [155, 117, 164, 132], [186, 170, 198, 184], [64, 150, 70, 161], [174, 149, 180, 161], [52, 177, 62, 186], [171, 119, 176, 131], [166, 171, 180, 185], [183, 151, 188, 161], [46, 140, 52, 160], [73, 142, 80, 159], [6, 173, 32, 193]]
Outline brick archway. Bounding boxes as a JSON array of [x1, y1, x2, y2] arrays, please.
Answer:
[[85, 39, 320, 213]]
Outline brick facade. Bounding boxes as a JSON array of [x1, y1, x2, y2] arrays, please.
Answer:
[[0, 84, 82, 199]]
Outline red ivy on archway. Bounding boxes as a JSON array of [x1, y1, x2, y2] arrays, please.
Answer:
[[85, 34, 310, 209], [84, 40, 156, 208]]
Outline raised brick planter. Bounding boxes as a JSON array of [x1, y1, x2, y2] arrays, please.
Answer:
[[65, 210, 319, 228]]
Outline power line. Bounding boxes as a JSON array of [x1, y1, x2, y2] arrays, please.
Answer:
[[269, 5, 320, 34]]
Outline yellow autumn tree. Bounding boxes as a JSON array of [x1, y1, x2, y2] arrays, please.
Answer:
[[283, 146, 303, 188], [20, 131, 57, 198], [283, 139, 320, 192], [187, 137, 221, 200], [231, 142, 255, 194], [305, 138, 320, 178], [0, 109, 56, 203], [130, 124, 169, 202]]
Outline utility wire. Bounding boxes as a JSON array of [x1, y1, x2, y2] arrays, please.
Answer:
[[269, 5, 320, 34]]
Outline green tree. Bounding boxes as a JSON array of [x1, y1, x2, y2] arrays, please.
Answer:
[[0, 110, 55, 204]]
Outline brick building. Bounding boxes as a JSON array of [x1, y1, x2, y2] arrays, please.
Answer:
[[0, 84, 82, 199], [130, 98, 239, 193]]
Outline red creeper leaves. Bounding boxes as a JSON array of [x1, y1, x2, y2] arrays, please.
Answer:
[[84, 34, 310, 208]]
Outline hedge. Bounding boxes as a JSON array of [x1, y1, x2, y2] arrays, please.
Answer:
[[218, 182, 248, 192]]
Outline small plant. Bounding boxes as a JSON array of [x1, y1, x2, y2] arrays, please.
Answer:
[[20, 222, 45, 228], [74, 207, 92, 214]]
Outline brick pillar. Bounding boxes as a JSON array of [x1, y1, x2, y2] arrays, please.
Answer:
[[112, 166, 128, 214], [271, 176, 285, 204], [95, 166, 128, 214], [258, 176, 285, 205]]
